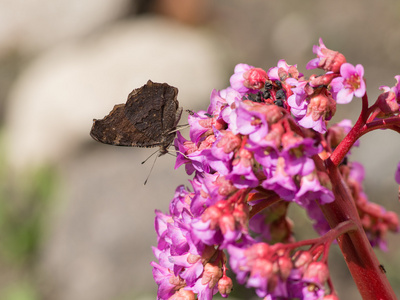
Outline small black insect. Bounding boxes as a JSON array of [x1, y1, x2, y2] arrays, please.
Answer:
[[379, 264, 386, 274]]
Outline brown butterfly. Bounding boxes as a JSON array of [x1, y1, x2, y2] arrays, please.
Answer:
[[90, 80, 183, 155]]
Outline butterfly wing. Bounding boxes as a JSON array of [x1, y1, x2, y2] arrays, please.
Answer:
[[90, 104, 161, 147], [90, 80, 182, 153], [124, 80, 179, 141]]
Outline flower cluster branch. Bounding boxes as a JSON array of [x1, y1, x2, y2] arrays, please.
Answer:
[[151, 38, 400, 300]]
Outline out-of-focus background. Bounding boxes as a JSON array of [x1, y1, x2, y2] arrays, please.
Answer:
[[0, 0, 400, 299]]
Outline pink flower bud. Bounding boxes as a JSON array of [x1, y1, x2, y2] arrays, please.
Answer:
[[169, 289, 196, 300], [288, 65, 300, 79], [306, 89, 336, 122], [246, 243, 270, 259], [318, 48, 346, 73], [293, 251, 313, 271], [216, 130, 242, 154], [251, 258, 273, 278], [276, 256, 293, 280], [219, 213, 236, 235], [303, 261, 330, 285], [202, 205, 222, 228], [243, 68, 268, 90], [202, 263, 223, 288], [278, 67, 288, 81], [218, 275, 233, 297], [264, 104, 284, 124], [376, 91, 399, 116], [169, 274, 186, 289], [216, 176, 237, 196], [309, 73, 338, 87]]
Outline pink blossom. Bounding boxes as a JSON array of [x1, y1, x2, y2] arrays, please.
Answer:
[[306, 38, 346, 73], [330, 63, 366, 104], [229, 63, 254, 94], [268, 59, 301, 81]]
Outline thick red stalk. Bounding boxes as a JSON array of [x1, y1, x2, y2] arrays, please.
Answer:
[[321, 158, 396, 300]]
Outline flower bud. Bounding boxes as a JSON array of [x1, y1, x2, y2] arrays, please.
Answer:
[[243, 68, 268, 90], [264, 104, 284, 124], [169, 289, 196, 300], [218, 275, 233, 297], [276, 256, 293, 280], [187, 254, 201, 264], [202, 263, 223, 288], [288, 65, 301, 79], [376, 91, 399, 116], [251, 258, 273, 278], [202, 205, 222, 229], [293, 251, 313, 271], [309, 73, 338, 87], [216, 176, 237, 196], [306, 89, 336, 122], [303, 261, 330, 285], [318, 48, 346, 73], [216, 130, 241, 154], [246, 243, 270, 259], [219, 213, 236, 235]]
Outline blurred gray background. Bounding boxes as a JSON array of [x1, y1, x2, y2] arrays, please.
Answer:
[[0, 0, 399, 299]]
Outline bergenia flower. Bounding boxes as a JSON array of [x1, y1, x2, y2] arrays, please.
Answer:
[[306, 38, 346, 73], [151, 39, 400, 299], [230, 63, 255, 94], [377, 75, 400, 115], [268, 59, 301, 81], [330, 63, 366, 104]]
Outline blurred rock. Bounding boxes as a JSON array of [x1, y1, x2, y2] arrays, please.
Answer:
[[0, 0, 132, 56], [5, 16, 227, 171]]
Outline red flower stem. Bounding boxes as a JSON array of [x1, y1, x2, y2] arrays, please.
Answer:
[[320, 158, 396, 300], [361, 93, 369, 122], [273, 219, 356, 256], [330, 112, 365, 166], [360, 116, 400, 135], [330, 114, 400, 167]]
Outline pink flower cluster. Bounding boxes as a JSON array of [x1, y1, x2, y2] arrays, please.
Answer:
[[151, 38, 400, 299]]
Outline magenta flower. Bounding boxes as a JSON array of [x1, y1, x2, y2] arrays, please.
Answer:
[[262, 157, 298, 201], [229, 63, 254, 94], [268, 59, 300, 81], [235, 100, 269, 144], [378, 75, 400, 115], [306, 38, 346, 73], [330, 63, 366, 104], [380, 75, 400, 99], [295, 173, 335, 207]]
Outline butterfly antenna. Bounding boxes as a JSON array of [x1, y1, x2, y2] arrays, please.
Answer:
[[168, 124, 190, 134], [144, 153, 159, 185], [141, 149, 159, 164], [166, 148, 189, 159]]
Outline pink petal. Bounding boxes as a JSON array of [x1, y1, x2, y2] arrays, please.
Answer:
[[340, 63, 356, 78], [336, 88, 354, 104]]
